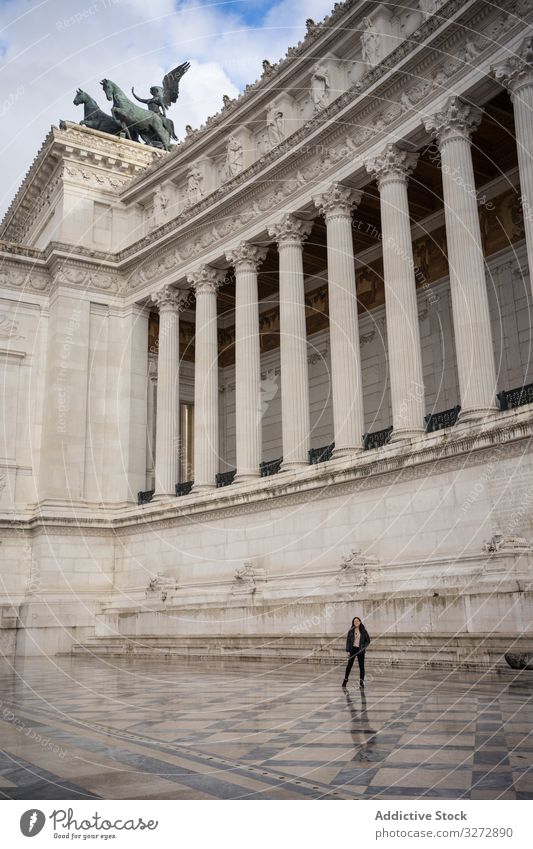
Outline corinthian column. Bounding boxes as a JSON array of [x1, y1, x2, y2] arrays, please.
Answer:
[[188, 265, 225, 491], [366, 144, 425, 440], [425, 97, 497, 420], [314, 183, 364, 455], [151, 286, 189, 499], [492, 40, 533, 301], [268, 214, 313, 470], [226, 242, 267, 481]]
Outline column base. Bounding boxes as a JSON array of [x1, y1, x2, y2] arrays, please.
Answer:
[[332, 446, 364, 459], [192, 483, 217, 494], [389, 427, 425, 443], [457, 405, 498, 424], [152, 492, 176, 502], [280, 460, 309, 473], [234, 472, 260, 483]]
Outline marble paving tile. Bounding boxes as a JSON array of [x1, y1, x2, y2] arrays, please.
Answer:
[[0, 657, 530, 800]]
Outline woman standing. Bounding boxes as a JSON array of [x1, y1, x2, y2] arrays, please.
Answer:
[[342, 616, 371, 689]]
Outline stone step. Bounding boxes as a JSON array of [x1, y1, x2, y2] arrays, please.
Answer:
[[69, 633, 533, 671]]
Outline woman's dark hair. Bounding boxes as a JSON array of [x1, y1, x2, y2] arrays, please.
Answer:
[[351, 616, 367, 631]]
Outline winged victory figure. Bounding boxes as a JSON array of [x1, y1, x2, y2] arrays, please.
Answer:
[[131, 61, 190, 142]]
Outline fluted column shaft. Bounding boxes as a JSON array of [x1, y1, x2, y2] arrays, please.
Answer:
[[493, 44, 533, 301], [314, 183, 364, 455], [268, 215, 313, 470], [366, 145, 425, 440], [226, 243, 267, 481], [188, 266, 225, 491], [425, 97, 497, 419], [151, 287, 188, 498]]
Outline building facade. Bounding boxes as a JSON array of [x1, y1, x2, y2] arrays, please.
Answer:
[[1, 0, 533, 668]]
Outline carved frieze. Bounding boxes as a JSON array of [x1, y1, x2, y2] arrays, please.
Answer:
[[0, 263, 49, 292], [54, 263, 123, 293]]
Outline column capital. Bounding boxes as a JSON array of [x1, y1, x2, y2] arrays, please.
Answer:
[[491, 38, 533, 98], [365, 144, 419, 188], [151, 285, 190, 312], [424, 96, 483, 147], [187, 265, 226, 296], [313, 183, 363, 220], [226, 242, 267, 271], [268, 214, 313, 247]]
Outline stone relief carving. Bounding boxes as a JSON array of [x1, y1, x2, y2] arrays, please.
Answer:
[[361, 16, 384, 67], [64, 164, 129, 191], [55, 264, 122, 293], [337, 548, 380, 587], [0, 265, 48, 291], [224, 135, 243, 178], [482, 535, 533, 554], [232, 560, 266, 595], [0, 313, 23, 340], [146, 573, 179, 601], [419, 0, 446, 20]]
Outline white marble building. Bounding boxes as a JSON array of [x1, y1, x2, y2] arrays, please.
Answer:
[[1, 0, 533, 668]]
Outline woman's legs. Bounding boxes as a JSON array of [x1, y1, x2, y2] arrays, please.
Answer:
[[342, 652, 356, 685], [357, 651, 365, 684]]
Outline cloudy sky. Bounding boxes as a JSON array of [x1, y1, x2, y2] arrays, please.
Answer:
[[0, 0, 338, 217]]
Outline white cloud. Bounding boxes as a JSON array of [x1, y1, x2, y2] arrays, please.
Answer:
[[0, 0, 334, 218]]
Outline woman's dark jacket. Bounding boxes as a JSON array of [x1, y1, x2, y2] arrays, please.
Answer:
[[346, 626, 371, 653]]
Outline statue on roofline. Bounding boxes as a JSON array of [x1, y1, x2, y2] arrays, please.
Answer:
[[131, 61, 190, 142]]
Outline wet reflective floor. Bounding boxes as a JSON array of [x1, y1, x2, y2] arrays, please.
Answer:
[[0, 656, 531, 800]]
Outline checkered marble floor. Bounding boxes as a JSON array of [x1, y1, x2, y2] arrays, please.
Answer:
[[0, 656, 531, 800]]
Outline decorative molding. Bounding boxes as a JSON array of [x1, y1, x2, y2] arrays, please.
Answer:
[[54, 263, 122, 293], [63, 164, 130, 191], [0, 262, 49, 291]]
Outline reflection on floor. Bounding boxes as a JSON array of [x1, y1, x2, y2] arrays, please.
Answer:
[[0, 656, 531, 800]]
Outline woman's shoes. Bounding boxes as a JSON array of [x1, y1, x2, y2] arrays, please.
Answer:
[[359, 680, 365, 688], [341, 679, 348, 688]]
